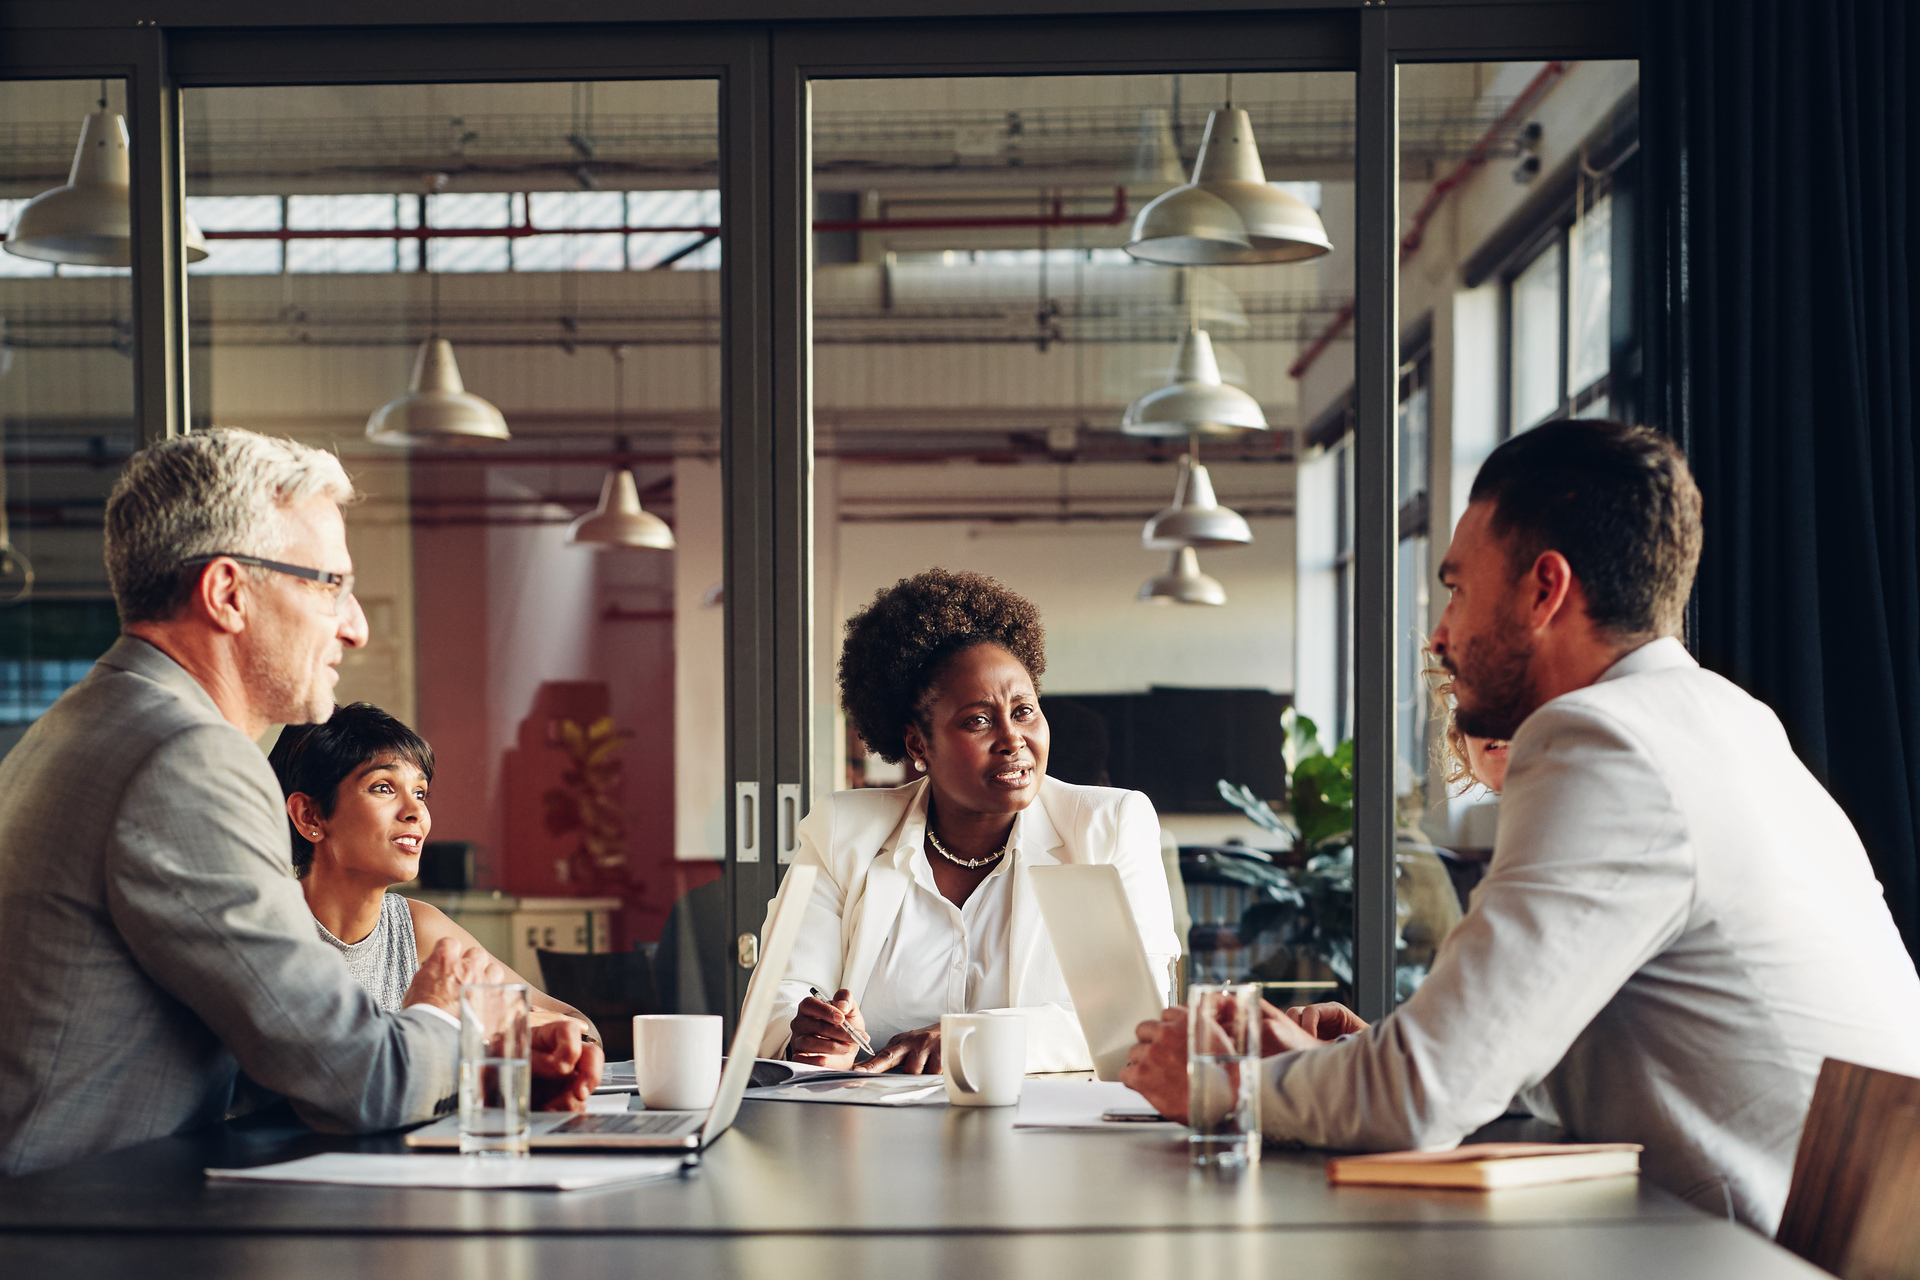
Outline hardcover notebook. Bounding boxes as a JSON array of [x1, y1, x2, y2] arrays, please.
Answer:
[[1325, 1142, 1642, 1190]]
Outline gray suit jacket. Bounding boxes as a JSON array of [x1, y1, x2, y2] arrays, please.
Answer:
[[0, 637, 458, 1176], [1259, 639, 1920, 1233]]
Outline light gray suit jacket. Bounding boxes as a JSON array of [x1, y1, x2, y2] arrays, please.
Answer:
[[0, 637, 459, 1176], [1259, 639, 1920, 1233]]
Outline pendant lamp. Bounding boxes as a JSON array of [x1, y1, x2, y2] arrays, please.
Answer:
[[1121, 327, 1268, 438], [1126, 107, 1187, 187], [1139, 547, 1227, 607], [568, 354, 674, 550], [4, 109, 209, 267], [1143, 452, 1252, 549], [365, 337, 511, 447], [567, 466, 675, 550], [1125, 106, 1332, 266]]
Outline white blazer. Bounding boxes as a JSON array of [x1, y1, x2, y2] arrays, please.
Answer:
[[758, 775, 1181, 1073], [1258, 638, 1920, 1233]]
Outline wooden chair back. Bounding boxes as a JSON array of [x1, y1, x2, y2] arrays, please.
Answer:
[[1776, 1057, 1920, 1279]]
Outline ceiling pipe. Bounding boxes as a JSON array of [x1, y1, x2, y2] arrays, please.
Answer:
[[1288, 61, 1567, 381], [201, 187, 1130, 244]]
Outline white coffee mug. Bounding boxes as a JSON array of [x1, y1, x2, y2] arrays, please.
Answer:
[[941, 1012, 1026, 1107], [632, 1014, 722, 1111]]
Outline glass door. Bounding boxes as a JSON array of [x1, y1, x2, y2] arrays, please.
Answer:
[[801, 67, 1357, 1013], [183, 75, 733, 1054]]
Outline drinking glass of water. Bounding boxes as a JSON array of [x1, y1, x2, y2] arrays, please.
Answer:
[[1187, 982, 1261, 1167], [459, 982, 531, 1158]]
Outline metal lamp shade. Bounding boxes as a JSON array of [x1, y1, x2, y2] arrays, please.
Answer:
[[1138, 546, 1227, 606], [1121, 328, 1268, 438], [4, 112, 208, 266], [1125, 108, 1333, 266], [567, 467, 676, 550], [1143, 457, 1253, 549], [366, 338, 511, 447]]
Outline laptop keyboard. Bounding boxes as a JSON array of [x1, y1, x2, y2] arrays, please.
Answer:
[[550, 1112, 700, 1136]]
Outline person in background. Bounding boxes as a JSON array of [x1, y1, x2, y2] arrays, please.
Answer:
[[1123, 419, 1920, 1233], [1428, 658, 1508, 795], [270, 703, 598, 1044], [761, 568, 1180, 1074], [0, 429, 599, 1178]]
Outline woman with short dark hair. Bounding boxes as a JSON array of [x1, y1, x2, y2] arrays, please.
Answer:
[[269, 703, 595, 1041], [759, 568, 1180, 1075]]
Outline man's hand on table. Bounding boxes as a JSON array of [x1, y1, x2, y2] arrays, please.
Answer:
[[1123, 1000, 1374, 1123], [1121, 1007, 1191, 1122], [401, 937, 601, 1110], [402, 937, 507, 1016], [1262, 999, 1369, 1054], [856, 1022, 941, 1075], [531, 1020, 603, 1111]]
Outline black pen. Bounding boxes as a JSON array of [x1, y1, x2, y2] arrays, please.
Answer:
[[807, 986, 877, 1057]]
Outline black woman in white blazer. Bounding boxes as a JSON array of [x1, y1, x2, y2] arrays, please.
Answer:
[[757, 569, 1180, 1075]]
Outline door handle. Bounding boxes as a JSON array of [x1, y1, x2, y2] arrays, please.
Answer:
[[777, 783, 802, 864], [735, 781, 760, 863]]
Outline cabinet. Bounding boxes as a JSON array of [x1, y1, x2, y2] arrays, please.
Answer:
[[407, 891, 621, 993]]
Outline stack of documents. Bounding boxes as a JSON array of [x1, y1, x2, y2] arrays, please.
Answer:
[[206, 1152, 685, 1191]]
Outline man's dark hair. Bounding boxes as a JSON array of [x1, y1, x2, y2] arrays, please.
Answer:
[[267, 702, 435, 877], [838, 568, 1046, 765], [1467, 419, 1702, 640]]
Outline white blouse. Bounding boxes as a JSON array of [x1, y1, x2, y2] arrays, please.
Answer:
[[856, 846, 1014, 1047]]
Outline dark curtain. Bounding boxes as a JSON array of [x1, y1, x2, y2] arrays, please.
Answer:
[[1640, 0, 1920, 957]]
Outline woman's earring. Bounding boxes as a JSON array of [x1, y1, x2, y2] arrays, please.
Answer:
[[913, 758, 926, 773]]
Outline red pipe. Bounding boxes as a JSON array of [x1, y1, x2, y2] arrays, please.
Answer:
[[202, 187, 1129, 242], [1288, 61, 1568, 381]]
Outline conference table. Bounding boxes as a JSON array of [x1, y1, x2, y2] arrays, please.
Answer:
[[0, 1093, 1823, 1278]]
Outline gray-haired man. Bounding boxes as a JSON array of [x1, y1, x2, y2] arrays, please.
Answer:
[[0, 429, 599, 1176]]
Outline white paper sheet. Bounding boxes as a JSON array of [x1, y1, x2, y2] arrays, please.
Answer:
[[205, 1153, 685, 1191], [744, 1075, 948, 1106], [1013, 1079, 1179, 1130]]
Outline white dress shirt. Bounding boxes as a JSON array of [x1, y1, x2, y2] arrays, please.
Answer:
[[858, 848, 1014, 1047], [1258, 639, 1920, 1233]]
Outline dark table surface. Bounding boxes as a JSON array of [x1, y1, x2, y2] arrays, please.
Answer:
[[0, 1096, 1826, 1279], [0, 1100, 1701, 1237]]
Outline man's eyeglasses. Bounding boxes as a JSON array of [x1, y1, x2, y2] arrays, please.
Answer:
[[182, 554, 356, 616]]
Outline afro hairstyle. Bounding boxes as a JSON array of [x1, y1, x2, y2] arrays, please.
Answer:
[[837, 567, 1046, 765]]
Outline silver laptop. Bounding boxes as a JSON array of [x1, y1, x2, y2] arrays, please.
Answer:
[[1027, 863, 1167, 1081], [406, 863, 816, 1153]]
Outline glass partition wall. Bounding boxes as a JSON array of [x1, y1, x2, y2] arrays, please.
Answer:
[[807, 71, 1356, 1008], [180, 78, 730, 1048], [1381, 58, 1640, 1006], [1, 9, 1638, 1029], [0, 79, 137, 750]]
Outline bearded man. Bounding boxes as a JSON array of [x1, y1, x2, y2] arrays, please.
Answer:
[[0, 429, 599, 1176], [1123, 419, 1920, 1233]]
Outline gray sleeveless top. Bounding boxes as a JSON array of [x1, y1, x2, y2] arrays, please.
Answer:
[[314, 892, 420, 1012]]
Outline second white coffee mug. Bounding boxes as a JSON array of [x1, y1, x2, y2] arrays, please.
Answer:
[[941, 1012, 1026, 1107], [632, 1014, 722, 1111]]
